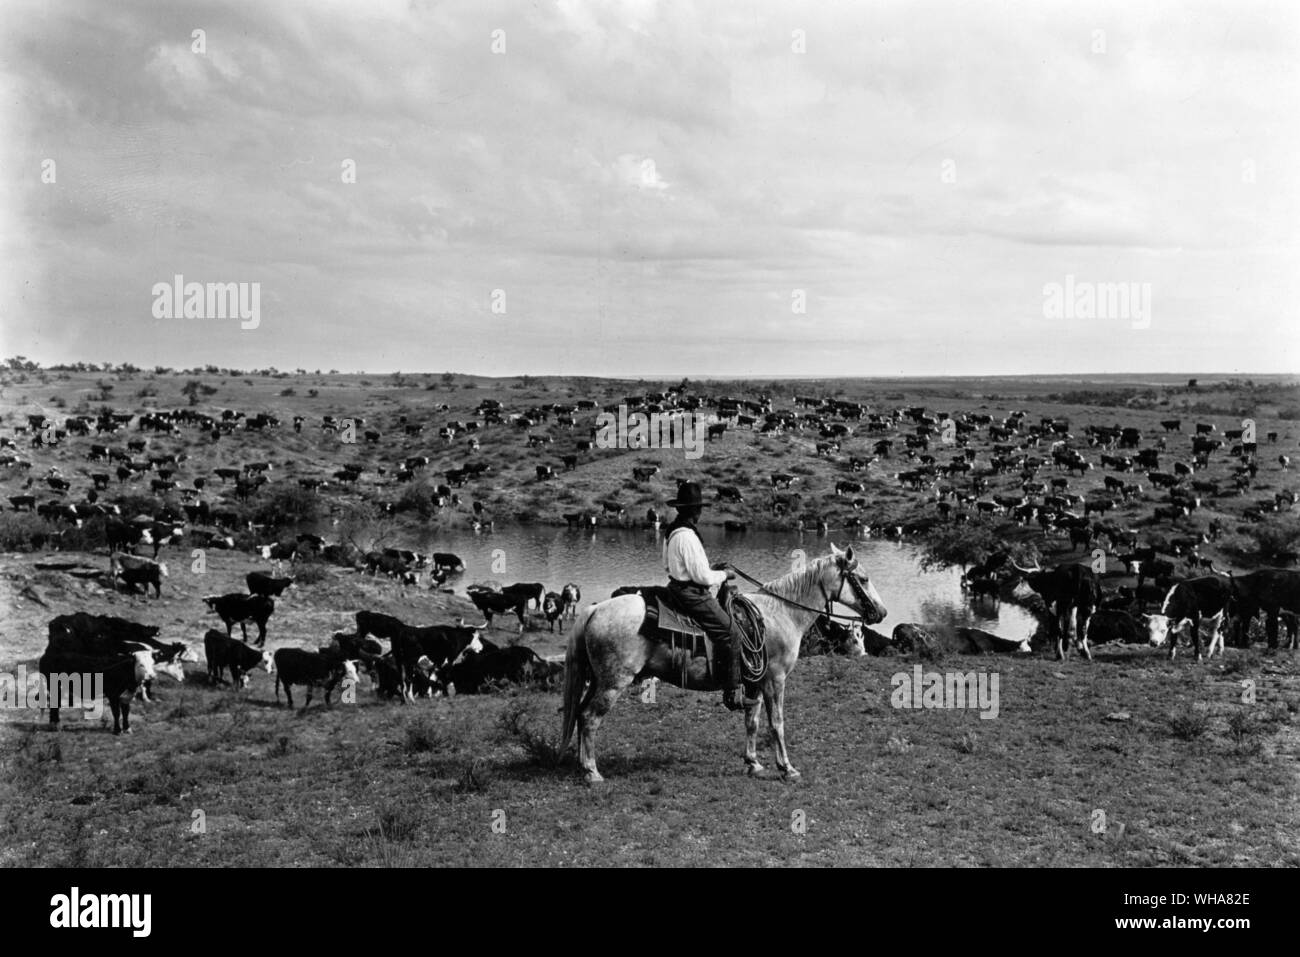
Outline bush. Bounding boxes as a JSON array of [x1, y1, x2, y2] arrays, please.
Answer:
[[395, 478, 436, 514], [372, 802, 421, 843], [1252, 518, 1300, 563], [403, 719, 447, 754], [1168, 705, 1210, 741], [496, 700, 564, 768], [53, 516, 108, 552], [252, 483, 322, 530], [0, 513, 55, 551], [292, 556, 329, 585], [918, 522, 1024, 574]]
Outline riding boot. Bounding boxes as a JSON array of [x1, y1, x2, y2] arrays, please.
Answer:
[[715, 638, 742, 711]]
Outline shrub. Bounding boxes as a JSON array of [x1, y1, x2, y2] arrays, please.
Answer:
[[403, 719, 447, 754], [1226, 710, 1257, 746], [496, 700, 564, 768], [372, 802, 421, 842], [0, 513, 55, 551], [388, 482, 433, 518], [252, 483, 322, 530], [1252, 518, 1300, 563], [292, 556, 329, 585], [1168, 705, 1210, 741]]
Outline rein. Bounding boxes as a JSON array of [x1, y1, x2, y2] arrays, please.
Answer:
[[727, 562, 872, 624]]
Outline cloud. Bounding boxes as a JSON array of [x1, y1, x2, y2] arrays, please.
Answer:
[[0, 0, 1296, 375]]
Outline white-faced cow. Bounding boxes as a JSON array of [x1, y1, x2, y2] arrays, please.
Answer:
[[1144, 575, 1234, 661]]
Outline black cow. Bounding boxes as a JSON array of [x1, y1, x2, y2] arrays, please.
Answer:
[[356, 610, 409, 642], [431, 553, 465, 573], [441, 642, 557, 694], [112, 554, 168, 598], [1009, 561, 1103, 661], [106, 518, 151, 554], [1230, 569, 1300, 649], [468, 588, 529, 632], [391, 623, 484, 702], [273, 648, 357, 711], [502, 582, 545, 609], [1085, 610, 1145, 646], [37, 649, 157, 734], [204, 629, 274, 687], [247, 571, 294, 597], [543, 591, 563, 631], [46, 613, 193, 695], [203, 594, 275, 646]]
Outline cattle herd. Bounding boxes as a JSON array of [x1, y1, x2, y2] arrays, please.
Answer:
[[4, 377, 1300, 734]]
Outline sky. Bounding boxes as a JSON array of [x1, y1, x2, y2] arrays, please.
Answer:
[[1, 0, 1297, 377]]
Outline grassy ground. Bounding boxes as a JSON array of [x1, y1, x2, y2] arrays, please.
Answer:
[[2, 370, 1299, 865], [2, 644, 1297, 866]]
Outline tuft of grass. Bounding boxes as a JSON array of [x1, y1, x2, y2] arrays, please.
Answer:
[[1226, 709, 1258, 746], [1222, 650, 1260, 675], [455, 759, 491, 793], [496, 700, 564, 768], [292, 558, 329, 585], [403, 719, 447, 754], [372, 802, 421, 843], [957, 731, 979, 754], [1167, 705, 1210, 741]]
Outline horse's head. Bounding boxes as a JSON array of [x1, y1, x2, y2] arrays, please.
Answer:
[[826, 543, 888, 625]]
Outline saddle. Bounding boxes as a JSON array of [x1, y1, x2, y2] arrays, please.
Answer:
[[636, 585, 765, 685], [637, 586, 707, 645]]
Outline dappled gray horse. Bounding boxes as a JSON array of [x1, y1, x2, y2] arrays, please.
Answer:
[[561, 544, 887, 782]]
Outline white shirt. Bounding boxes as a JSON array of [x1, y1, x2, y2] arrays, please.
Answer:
[[664, 525, 728, 589]]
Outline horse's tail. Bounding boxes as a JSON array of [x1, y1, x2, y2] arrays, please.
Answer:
[[561, 603, 597, 753]]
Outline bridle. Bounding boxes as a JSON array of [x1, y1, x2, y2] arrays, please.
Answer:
[[729, 560, 879, 624]]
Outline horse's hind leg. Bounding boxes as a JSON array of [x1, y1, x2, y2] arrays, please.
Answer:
[[578, 685, 626, 784], [744, 695, 764, 776]]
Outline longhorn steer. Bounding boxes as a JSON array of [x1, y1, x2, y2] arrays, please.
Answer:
[[1009, 561, 1103, 661]]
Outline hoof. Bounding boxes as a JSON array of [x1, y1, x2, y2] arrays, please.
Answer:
[[584, 771, 604, 785], [746, 761, 766, 777], [781, 767, 802, 782]]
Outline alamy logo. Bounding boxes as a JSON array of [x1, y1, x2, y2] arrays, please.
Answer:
[[891, 665, 1000, 719], [1042, 274, 1151, 329], [151, 274, 260, 329], [594, 404, 706, 460], [50, 887, 151, 937], [0, 667, 102, 719]]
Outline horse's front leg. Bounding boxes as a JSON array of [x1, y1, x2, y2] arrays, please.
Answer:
[[579, 683, 628, 784], [766, 677, 799, 781], [744, 694, 764, 776]]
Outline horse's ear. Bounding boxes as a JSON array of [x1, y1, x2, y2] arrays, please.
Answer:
[[829, 542, 843, 560], [843, 544, 856, 565]]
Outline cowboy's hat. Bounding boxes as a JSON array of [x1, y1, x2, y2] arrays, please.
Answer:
[[667, 481, 706, 508]]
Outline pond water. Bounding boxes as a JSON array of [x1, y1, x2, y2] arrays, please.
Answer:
[[409, 524, 1039, 642]]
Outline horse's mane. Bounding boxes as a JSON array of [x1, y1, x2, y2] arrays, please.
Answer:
[[759, 554, 836, 604]]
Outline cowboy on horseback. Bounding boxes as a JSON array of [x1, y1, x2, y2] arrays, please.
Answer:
[[662, 481, 750, 711]]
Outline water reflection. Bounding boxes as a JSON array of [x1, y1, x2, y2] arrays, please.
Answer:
[[398, 524, 1039, 642]]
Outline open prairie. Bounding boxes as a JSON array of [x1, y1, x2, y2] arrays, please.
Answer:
[[2, 370, 1298, 866]]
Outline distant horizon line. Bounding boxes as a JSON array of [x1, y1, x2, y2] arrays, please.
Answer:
[[9, 359, 1296, 382]]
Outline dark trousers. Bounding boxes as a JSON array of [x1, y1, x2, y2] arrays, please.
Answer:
[[668, 580, 737, 645]]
